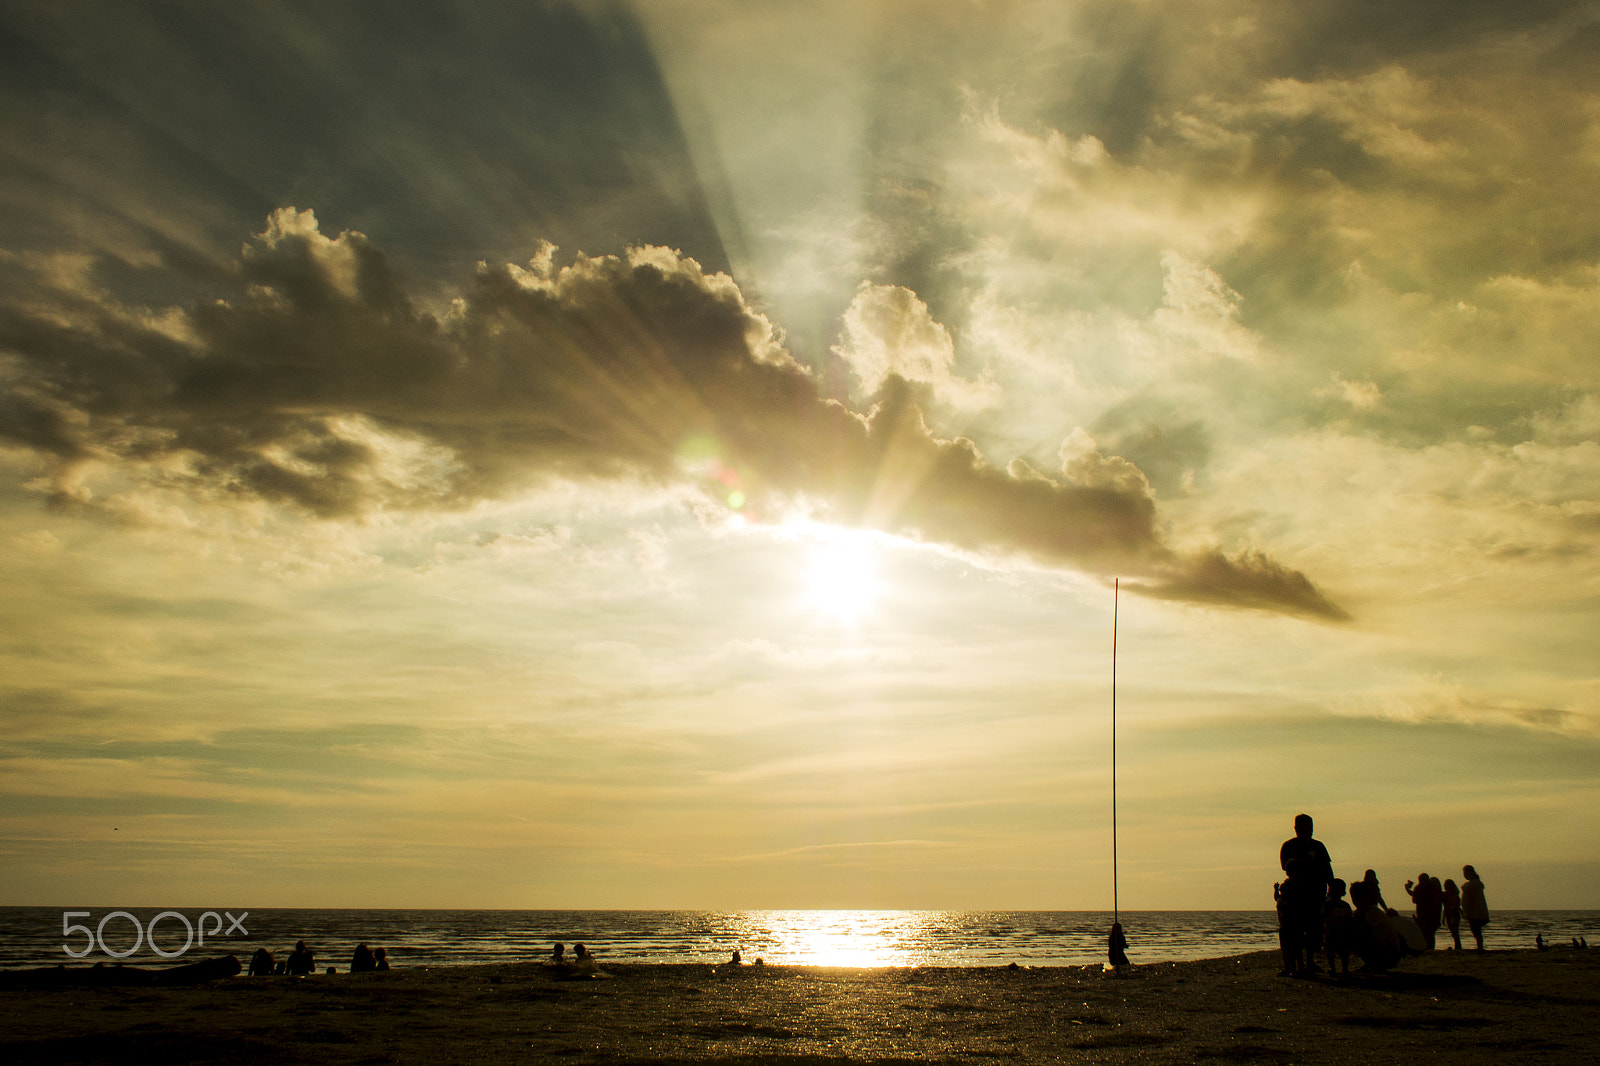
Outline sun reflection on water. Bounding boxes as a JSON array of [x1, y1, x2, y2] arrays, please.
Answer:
[[729, 910, 949, 968]]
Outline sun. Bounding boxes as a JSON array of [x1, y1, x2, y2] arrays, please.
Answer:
[[803, 536, 880, 623]]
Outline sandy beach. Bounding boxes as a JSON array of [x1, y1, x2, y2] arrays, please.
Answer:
[[2, 947, 1596, 1064]]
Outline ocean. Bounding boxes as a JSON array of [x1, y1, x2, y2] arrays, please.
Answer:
[[3, 908, 1596, 971]]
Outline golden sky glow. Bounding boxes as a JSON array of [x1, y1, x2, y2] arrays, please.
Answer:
[[0, 0, 1597, 910]]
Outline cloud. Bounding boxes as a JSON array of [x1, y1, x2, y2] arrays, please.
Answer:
[[724, 839, 955, 864], [1151, 250, 1261, 362], [1082, 404, 1212, 497], [959, 106, 1260, 266], [0, 208, 1343, 619], [0, 0, 728, 285], [1336, 677, 1598, 738], [1132, 546, 1347, 620], [833, 282, 999, 409], [1319, 372, 1382, 411], [9, 529, 62, 553], [1272, 0, 1596, 75]]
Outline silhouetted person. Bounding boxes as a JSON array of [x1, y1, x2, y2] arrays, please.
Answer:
[[1360, 869, 1389, 913], [373, 947, 389, 970], [1388, 905, 1425, 956], [544, 941, 576, 977], [729, 951, 742, 965], [1107, 922, 1130, 972], [1323, 878, 1354, 977], [1461, 865, 1489, 951], [1279, 814, 1333, 962], [1273, 880, 1295, 975], [1536, 934, 1548, 951], [286, 940, 315, 976], [1349, 878, 1402, 972], [1275, 858, 1321, 976], [351, 942, 375, 973], [1405, 873, 1444, 950], [248, 947, 275, 977], [547, 942, 606, 979], [1442, 878, 1463, 950], [1280, 814, 1334, 884]]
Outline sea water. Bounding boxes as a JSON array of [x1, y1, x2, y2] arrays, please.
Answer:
[[2, 908, 1596, 970]]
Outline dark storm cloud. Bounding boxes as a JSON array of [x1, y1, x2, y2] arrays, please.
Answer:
[[1133, 548, 1346, 618], [1272, 0, 1600, 76], [0, 0, 726, 282], [0, 211, 1344, 620]]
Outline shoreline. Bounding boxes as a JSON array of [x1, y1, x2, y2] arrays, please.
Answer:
[[3, 947, 1597, 1063], [2, 935, 1588, 978], [3, 907, 1593, 973]]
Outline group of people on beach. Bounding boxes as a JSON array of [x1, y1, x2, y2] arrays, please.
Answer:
[[1274, 813, 1490, 978], [544, 941, 609, 979], [246, 940, 390, 977]]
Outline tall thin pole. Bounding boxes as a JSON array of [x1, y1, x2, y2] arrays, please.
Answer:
[[1112, 578, 1119, 925]]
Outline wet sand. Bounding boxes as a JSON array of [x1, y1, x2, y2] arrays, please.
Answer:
[[2, 948, 1596, 1064]]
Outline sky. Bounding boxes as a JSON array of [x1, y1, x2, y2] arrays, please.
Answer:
[[0, 0, 1596, 912]]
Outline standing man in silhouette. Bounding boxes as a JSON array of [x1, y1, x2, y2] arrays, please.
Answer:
[[1280, 814, 1334, 887], [1280, 814, 1334, 966]]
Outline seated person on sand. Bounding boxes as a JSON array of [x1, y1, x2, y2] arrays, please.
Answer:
[[248, 947, 276, 977], [1323, 879, 1353, 978], [351, 942, 376, 973], [1387, 907, 1427, 956], [1349, 881, 1402, 972], [373, 947, 390, 971], [567, 943, 606, 978], [286, 940, 316, 976], [547, 941, 604, 978], [1107, 922, 1131, 973]]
